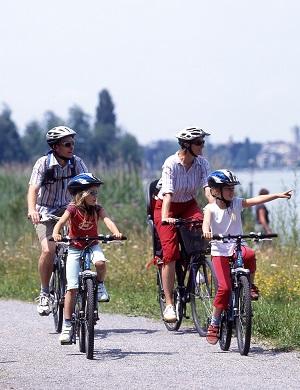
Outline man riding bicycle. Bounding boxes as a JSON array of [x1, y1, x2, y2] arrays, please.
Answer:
[[27, 126, 88, 316]]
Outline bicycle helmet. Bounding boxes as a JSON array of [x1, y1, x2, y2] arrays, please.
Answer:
[[67, 173, 104, 195], [176, 127, 210, 141], [46, 126, 77, 146], [207, 169, 240, 188]]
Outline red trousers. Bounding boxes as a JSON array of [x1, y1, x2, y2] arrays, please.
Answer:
[[154, 198, 203, 263], [212, 246, 256, 310]]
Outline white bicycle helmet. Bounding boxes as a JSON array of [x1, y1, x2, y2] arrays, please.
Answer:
[[46, 126, 77, 146], [176, 127, 210, 141]]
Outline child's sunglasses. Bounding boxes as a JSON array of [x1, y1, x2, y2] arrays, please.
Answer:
[[87, 190, 98, 196]]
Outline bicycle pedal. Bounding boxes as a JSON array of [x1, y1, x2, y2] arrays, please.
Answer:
[[60, 340, 73, 346]]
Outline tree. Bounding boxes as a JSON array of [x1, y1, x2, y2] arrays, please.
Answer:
[[43, 111, 65, 135], [67, 105, 92, 162], [93, 89, 119, 165], [0, 106, 26, 163], [92, 124, 120, 166], [119, 133, 143, 168], [95, 89, 116, 127], [22, 120, 46, 161], [143, 140, 178, 171]]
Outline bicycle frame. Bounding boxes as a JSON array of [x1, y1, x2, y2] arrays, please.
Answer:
[[225, 255, 250, 324], [78, 245, 98, 289], [71, 243, 99, 359]]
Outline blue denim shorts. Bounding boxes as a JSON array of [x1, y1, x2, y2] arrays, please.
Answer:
[[66, 244, 106, 290]]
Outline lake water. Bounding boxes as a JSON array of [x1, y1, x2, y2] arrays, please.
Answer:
[[235, 168, 299, 221]]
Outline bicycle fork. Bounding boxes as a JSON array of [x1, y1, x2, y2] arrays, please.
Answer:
[[231, 268, 250, 320]]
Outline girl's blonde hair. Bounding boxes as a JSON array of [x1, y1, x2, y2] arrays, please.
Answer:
[[71, 189, 98, 225], [73, 189, 91, 208]]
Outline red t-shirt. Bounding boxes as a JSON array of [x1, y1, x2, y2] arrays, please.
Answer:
[[67, 203, 102, 249]]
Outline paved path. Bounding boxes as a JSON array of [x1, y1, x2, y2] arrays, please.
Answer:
[[0, 300, 299, 389]]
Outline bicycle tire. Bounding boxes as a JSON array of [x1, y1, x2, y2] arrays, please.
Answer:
[[76, 293, 86, 353], [235, 275, 252, 356], [85, 278, 95, 359], [219, 310, 233, 351], [190, 258, 218, 337], [49, 266, 64, 333], [157, 268, 183, 331]]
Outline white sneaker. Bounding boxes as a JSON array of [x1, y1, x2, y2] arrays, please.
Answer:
[[163, 304, 177, 323], [59, 324, 73, 345], [97, 282, 110, 302], [36, 293, 51, 316]]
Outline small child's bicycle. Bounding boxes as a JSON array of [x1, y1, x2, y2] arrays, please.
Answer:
[[212, 232, 277, 355], [56, 234, 126, 360]]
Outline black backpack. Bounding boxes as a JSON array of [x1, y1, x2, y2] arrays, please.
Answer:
[[41, 151, 77, 187]]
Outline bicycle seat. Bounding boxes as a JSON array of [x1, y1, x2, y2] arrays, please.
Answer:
[[146, 179, 160, 219]]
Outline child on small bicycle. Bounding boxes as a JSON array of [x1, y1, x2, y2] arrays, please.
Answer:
[[202, 169, 292, 345], [52, 173, 122, 344]]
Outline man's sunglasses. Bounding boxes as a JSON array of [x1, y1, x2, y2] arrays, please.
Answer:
[[192, 140, 205, 146], [60, 141, 75, 148]]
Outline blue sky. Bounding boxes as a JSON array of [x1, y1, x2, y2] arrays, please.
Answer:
[[1, 0, 300, 145]]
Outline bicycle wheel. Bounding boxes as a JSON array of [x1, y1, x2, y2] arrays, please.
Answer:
[[75, 293, 86, 353], [49, 266, 63, 333], [157, 268, 183, 331], [85, 278, 95, 359], [190, 258, 218, 337], [235, 275, 252, 356], [219, 310, 233, 351]]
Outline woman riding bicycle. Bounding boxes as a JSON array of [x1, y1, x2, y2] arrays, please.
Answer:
[[202, 169, 292, 345], [153, 127, 213, 323], [52, 173, 123, 344]]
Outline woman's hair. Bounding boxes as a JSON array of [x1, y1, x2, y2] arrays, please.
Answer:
[[259, 188, 269, 195]]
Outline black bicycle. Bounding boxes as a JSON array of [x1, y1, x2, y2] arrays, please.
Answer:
[[212, 232, 277, 355], [48, 214, 68, 333], [146, 180, 217, 336], [57, 234, 126, 360]]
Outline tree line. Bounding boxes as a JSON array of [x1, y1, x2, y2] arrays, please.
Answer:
[[0, 89, 143, 169], [0, 88, 263, 171]]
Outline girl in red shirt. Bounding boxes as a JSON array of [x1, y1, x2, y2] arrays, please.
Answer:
[[53, 173, 122, 344]]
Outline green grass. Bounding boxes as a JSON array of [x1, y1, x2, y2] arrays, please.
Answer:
[[253, 299, 300, 349]]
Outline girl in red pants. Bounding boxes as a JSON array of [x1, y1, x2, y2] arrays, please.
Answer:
[[202, 169, 292, 345]]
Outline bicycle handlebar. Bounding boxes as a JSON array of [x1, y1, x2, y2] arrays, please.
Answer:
[[49, 235, 127, 243], [212, 232, 278, 241]]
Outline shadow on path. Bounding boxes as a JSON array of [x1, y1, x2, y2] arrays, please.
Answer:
[[95, 327, 159, 340]]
